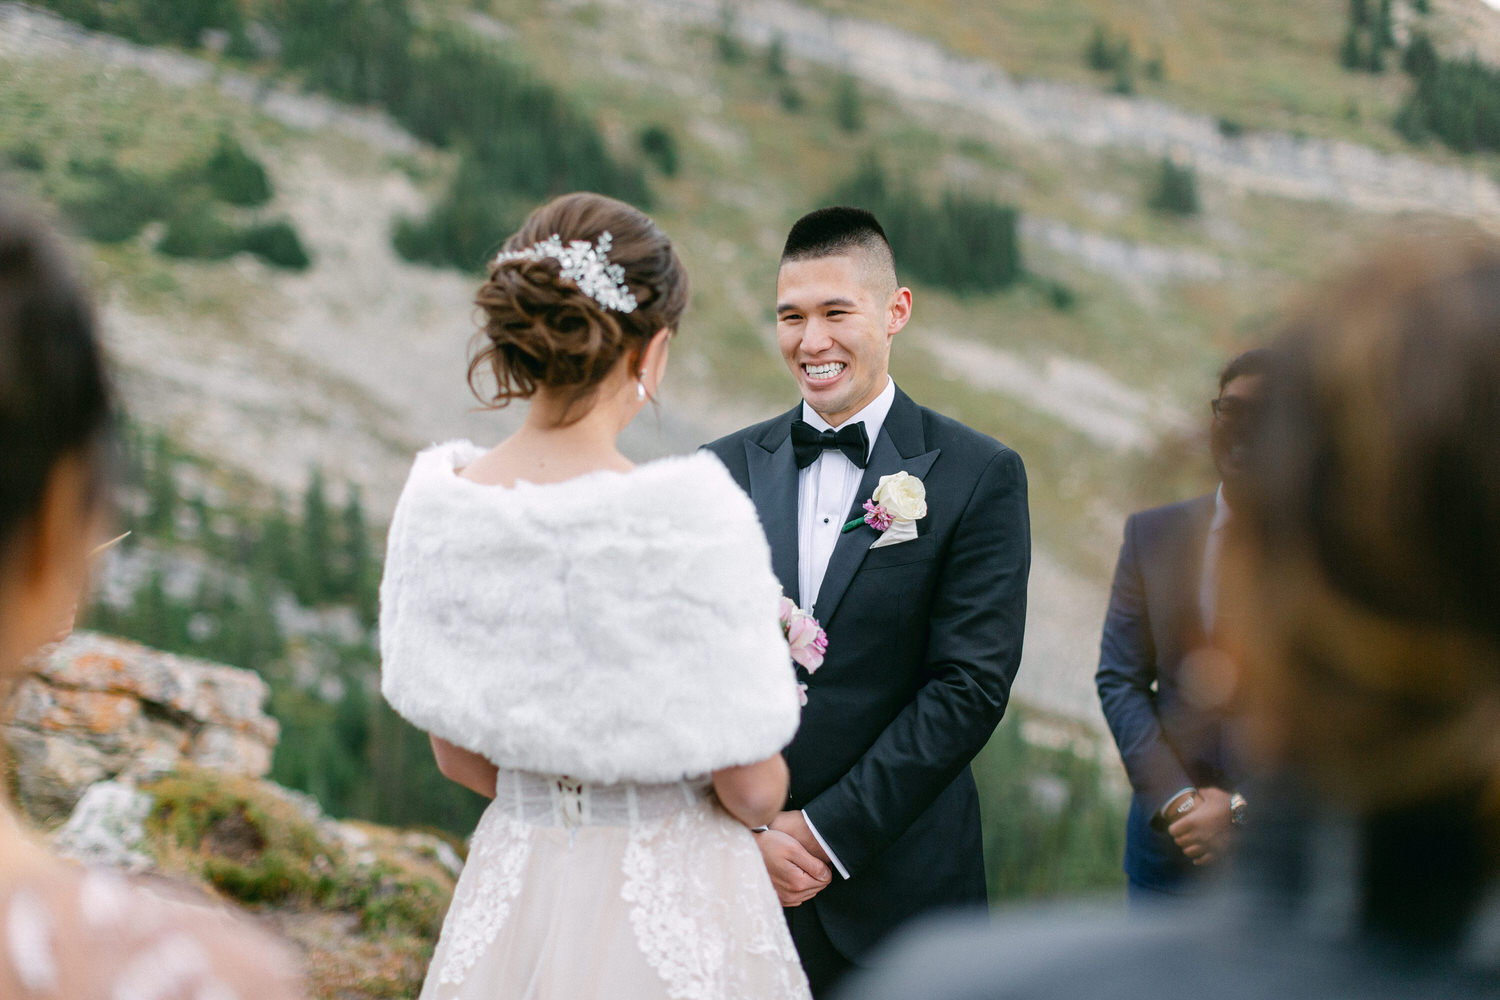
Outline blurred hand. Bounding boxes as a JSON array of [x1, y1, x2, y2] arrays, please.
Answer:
[[755, 828, 831, 906], [1168, 785, 1232, 865]]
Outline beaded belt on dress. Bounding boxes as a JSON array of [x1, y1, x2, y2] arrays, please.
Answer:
[[491, 768, 712, 828]]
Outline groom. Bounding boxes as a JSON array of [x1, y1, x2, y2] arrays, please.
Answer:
[[705, 207, 1030, 995]]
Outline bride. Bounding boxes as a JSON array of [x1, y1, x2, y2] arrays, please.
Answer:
[[379, 192, 811, 999]]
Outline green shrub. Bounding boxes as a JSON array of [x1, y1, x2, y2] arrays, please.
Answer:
[[1217, 117, 1245, 139], [834, 74, 865, 132], [201, 135, 273, 207], [59, 163, 170, 243], [779, 84, 806, 113], [156, 203, 242, 260], [1398, 55, 1500, 154], [1148, 157, 1200, 216], [4, 142, 45, 172], [766, 35, 789, 78], [1085, 24, 1133, 75], [638, 125, 680, 177], [1403, 33, 1438, 79], [831, 158, 1023, 295], [974, 713, 1127, 902], [241, 220, 312, 270]]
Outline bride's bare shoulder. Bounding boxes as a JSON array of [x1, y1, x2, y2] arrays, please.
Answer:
[[0, 863, 303, 1000]]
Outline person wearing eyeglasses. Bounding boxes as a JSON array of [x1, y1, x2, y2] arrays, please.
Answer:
[[1094, 349, 1274, 905]]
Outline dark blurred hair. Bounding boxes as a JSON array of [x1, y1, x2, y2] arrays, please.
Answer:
[[1224, 232, 1500, 817], [781, 206, 896, 284], [470, 192, 688, 425], [1217, 347, 1276, 394], [0, 198, 113, 564]]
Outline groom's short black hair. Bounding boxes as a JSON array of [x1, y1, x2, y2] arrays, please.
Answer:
[[781, 206, 898, 289]]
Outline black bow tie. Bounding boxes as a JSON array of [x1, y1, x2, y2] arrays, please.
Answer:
[[790, 420, 869, 470]]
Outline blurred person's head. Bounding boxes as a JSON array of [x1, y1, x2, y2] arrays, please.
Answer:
[[1220, 233, 1500, 832], [0, 199, 113, 677], [1210, 348, 1275, 507], [776, 206, 911, 425], [471, 192, 688, 428]]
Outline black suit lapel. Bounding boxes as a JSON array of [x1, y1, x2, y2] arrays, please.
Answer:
[[744, 406, 803, 605], [813, 389, 940, 624]]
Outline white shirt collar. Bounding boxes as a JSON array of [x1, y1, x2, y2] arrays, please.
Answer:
[[1210, 483, 1232, 533], [800, 378, 896, 461]]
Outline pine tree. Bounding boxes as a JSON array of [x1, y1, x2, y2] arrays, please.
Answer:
[[341, 485, 378, 624], [1377, 0, 1395, 48], [298, 468, 331, 604], [1148, 157, 1200, 216], [1341, 25, 1365, 71], [143, 434, 177, 540], [834, 74, 865, 132], [766, 34, 788, 78]]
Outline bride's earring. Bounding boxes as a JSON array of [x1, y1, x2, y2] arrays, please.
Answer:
[[637, 373, 648, 402]]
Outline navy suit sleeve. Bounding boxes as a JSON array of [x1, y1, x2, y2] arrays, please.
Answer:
[[1095, 515, 1194, 809], [803, 448, 1030, 876]]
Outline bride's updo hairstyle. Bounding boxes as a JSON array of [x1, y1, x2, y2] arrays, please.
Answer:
[[470, 193, 688, 424]]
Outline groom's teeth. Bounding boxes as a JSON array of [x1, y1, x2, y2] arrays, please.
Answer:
[[805, 362, 846, 380]]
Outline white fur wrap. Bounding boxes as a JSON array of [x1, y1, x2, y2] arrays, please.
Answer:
[[379, 441, 801, 784]]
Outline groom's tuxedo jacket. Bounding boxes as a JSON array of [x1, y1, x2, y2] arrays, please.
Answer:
[[706, 386, 1030, 961]]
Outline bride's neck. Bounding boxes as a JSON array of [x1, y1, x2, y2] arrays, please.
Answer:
[[499, 388, 634, 474]]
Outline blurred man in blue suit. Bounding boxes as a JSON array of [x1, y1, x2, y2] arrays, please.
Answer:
[[1095, 349, 1273, 903]]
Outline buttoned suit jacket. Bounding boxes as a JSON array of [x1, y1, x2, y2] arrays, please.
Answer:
[[705, 386, 1030, 961], [1095, 494, 1237, 890]]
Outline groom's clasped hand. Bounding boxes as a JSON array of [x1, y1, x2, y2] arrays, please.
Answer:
[[758, 812, 834, 906]]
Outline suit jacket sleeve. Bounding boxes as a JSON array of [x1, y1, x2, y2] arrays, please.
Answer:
[[1094, 514, 1194, 808], [802, 448, 1030, 876]]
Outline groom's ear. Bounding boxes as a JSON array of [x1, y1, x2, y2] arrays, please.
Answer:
[[886, 287, 912, 338]]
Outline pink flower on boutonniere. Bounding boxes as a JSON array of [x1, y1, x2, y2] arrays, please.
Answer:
[[844, 471, 928, 549], [778, 594, 828, 705]]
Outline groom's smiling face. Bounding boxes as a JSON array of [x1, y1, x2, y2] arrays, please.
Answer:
[[776, 253, 911, 427]]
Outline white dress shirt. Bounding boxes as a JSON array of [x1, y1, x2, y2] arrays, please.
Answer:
[[1198, 484, 1231, 636], [793, 377, 896, 880]]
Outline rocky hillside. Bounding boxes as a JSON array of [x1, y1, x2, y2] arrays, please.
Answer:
[[2, 633, 459, 1000]]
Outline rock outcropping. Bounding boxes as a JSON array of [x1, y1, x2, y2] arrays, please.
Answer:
[[1, 632, 278, 823], [1, 633, 459, 1000]]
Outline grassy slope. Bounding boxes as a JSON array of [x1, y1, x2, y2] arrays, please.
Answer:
[[802, 0, 1472, 154]]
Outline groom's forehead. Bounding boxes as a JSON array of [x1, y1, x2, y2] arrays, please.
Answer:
[[776, 251, 891, 299]]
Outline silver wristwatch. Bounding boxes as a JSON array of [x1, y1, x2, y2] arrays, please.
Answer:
[[1229, 792, 1248, 828]]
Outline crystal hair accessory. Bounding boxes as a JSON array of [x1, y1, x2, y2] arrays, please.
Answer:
[[493, 231, 639, 314]]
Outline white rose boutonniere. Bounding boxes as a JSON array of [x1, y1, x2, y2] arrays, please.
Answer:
[[842, 471, 928, 549]]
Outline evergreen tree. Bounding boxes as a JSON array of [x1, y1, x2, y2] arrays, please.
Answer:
[[1350, 0, 1370, 27], [1377, 0, 1395, 48], [1341, 25, 1365, 71], [143, 434, 177, 540], [766, 35, 788, 78], [341, 485, 378, 624], [1148, 157, 1200, 216], [298, 469, 332, 604], [834, 74, 865, 132], [1403, 33, 1438, 79], [1085, 24, 1115, 72]]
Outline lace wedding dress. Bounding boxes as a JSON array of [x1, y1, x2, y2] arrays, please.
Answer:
[[380, 443, 811, 999], [422, 771, 808, 1000]]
